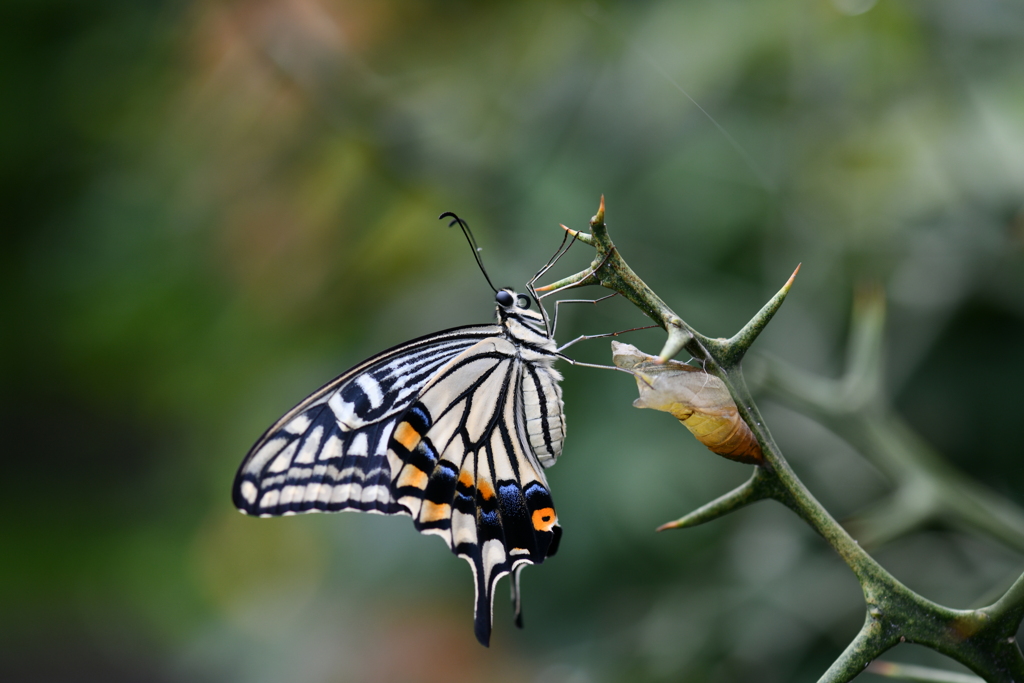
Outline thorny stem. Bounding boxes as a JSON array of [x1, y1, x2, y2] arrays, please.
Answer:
[[756, 289, 1024, 554], [542, 198, 1024, 682]]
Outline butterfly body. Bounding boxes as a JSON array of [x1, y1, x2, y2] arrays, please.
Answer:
[[233, 288, 565, 645]]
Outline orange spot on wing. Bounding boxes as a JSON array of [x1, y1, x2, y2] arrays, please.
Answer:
[[532, 507, 557, 532], [393, 422, 421, 451], [476, 478, 495, 500], [458, 470, 474, 489], [397, 465, 428, 490], [420, 501, 451, 523]]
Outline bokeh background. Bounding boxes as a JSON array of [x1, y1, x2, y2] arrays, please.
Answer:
[[5, 0, 1024, 681]]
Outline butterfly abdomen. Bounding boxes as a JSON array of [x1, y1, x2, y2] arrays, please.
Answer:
[[520, 362, 565, 468]]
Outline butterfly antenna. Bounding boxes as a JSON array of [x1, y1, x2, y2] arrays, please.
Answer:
[[440, 211, 499, 294]]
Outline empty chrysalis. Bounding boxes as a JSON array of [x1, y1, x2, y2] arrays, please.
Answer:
[[611, 341, 762, 464]]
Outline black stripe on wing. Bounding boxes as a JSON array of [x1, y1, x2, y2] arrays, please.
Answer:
[[385, 341, 561, 646], [233, 324, 501, 517]]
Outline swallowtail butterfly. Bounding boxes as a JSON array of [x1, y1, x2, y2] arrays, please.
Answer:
[[233, 216, 567, 646]]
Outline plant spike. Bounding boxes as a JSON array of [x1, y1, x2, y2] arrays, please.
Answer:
[[711, 263, 801, 367], [656, 468, 777, 531], [758, 287, 1024, 553]]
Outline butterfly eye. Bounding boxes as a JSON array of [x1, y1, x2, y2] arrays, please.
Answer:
[[495, 290, 514, 307], [516, 294, 531, 309]]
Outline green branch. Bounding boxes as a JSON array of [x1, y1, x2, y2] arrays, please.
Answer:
[[754, 289, 1024, 553], [543, 197, 1024, 682], [819, 614, 897, 683], [655, 468, 778, 531]]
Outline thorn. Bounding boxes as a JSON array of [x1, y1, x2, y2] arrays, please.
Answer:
[[652, 471, 770, 531], [656, 325, 691, 364], [555, 224, 594, 246], [722, 263, 801, 363], [785, 263, 801, 289]]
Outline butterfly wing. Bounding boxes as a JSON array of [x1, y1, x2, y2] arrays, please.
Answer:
[[233, 324, 502, 517], [385, 336, 563, 646]]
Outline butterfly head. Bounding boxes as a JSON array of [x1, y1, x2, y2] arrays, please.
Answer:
[[495, 287, 534, 314], [495, 287, 551, 342]]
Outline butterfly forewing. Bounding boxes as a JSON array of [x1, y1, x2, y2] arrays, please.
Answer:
[[233, 325, 501, 516]]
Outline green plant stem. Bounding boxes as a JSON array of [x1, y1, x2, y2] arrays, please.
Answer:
[[821, 614, 897, 683], [544, 198, 1024, 682], [754, 289, 1024, 553]]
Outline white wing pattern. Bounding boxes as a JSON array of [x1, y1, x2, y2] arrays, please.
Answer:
[[233, 289, 566, 646]]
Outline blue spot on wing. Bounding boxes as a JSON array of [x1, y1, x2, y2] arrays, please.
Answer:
[[498, 484, 526, 517], [419, 438, 439, 467], [480, 508, 500, 529]]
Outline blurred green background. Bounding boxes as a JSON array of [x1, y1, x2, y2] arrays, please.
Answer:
[[4, 0, 1024, 681]]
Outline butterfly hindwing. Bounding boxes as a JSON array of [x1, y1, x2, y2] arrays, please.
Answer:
[[386, 337, 563, 645], [233, 325, 501, 517]]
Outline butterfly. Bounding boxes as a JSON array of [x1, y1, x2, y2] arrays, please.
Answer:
[[232, 214, 570, 646]]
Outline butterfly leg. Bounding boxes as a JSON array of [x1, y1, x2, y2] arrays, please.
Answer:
[[533, 247, 615, 339], [527, 231, 578, 335], [556, 354, 635, 373], [535, 247, 615, 302], [557, 324, 659, 352], [528, 229, 576, 287], [550, 292, 619, 338]]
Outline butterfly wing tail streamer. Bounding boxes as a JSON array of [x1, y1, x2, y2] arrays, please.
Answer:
[[468, 479, 562, 646], [512, 495, 562, 630], [511, 564, 526, 628]]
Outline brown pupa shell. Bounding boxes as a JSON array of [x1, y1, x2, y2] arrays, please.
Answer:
[[611, 341, 762, 464]]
